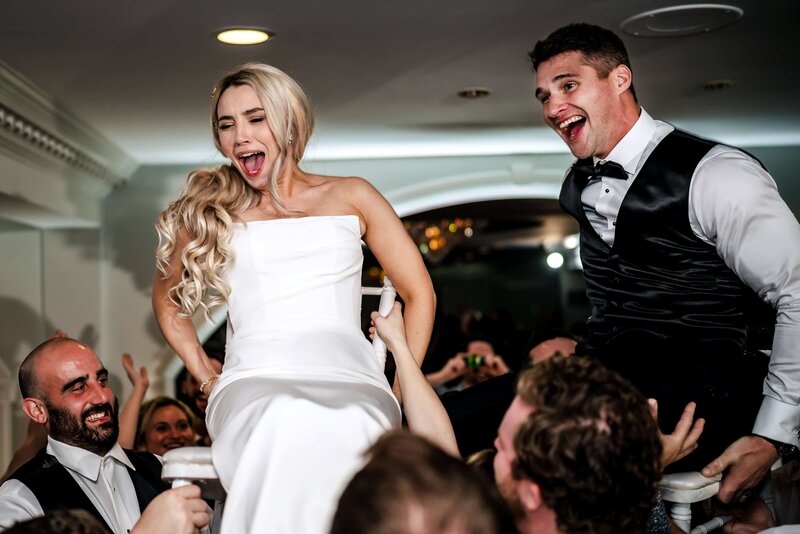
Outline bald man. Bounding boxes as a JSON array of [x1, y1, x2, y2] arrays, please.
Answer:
[[0, 338, 208, 534]]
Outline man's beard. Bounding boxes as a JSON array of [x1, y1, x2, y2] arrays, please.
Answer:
[[45, 398, 120, 456], [497, 473, 527, 524]]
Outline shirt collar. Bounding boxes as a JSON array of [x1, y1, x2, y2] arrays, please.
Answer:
[[594, 107, 657, 174], [47, 437, 135, 482]]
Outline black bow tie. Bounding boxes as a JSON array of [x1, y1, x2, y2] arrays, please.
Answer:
[[572, 160, 628, 181]]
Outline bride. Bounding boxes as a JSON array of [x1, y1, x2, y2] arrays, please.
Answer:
[[152, 63, 435, 533]]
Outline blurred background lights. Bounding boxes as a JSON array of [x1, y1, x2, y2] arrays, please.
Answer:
[[546, 252, 565, 269], [563, 234, 580, 250]]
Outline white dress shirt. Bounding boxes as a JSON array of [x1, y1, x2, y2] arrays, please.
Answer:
[[578, 109, 800, 447], [0, 437, 146, 533]]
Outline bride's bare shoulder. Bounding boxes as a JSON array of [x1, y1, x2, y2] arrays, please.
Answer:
[[311, 174, 380, 197]]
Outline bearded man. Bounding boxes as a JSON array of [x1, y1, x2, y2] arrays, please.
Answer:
[[0, 337, 208, 534]]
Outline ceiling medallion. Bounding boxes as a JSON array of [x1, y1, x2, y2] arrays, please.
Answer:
[[621, 4, 743, 37]]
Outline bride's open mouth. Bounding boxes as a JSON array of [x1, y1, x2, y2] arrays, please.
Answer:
[[239, 151, 265, 177]]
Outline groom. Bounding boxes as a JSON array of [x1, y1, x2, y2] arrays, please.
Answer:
[[530, 22, 800, 504]]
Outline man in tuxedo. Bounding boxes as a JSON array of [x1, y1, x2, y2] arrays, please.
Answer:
[[530, 22, 800, 502], [0, 337, 209, 533]]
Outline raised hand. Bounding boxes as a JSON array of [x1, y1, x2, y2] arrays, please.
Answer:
[[118, 352, 149, 449], [649, 399, 705, 468], [122, 352, 149, 391], [370, 301, 408, 355], [483, 353, 510, 377]]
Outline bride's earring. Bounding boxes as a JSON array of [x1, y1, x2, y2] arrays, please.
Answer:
[[288, 134, 294, 146]]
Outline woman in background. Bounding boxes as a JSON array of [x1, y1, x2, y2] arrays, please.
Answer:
[[135, 397, 197, 456]]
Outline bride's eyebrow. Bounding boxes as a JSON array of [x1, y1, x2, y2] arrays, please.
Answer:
[[217, 108, 264, 122]]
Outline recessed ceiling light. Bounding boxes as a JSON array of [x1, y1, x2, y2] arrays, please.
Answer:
[[703, 79, 734, 91], [458, 87, 491, 99], [216, 28, 274, 45], [621, 4, 743, 37]]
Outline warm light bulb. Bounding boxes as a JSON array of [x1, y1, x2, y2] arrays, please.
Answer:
[[216, 29, 272, 45]]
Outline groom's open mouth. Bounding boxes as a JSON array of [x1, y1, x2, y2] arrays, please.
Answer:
[[558, 115, 586, 143]]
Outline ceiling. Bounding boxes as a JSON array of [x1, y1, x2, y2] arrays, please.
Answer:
[[0, 1, 798, 261], [1, 0, 797, 167]]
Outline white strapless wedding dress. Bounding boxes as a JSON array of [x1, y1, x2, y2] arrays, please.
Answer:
[[205, 215, 401, 534]]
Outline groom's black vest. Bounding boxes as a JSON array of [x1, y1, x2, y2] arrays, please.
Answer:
[[9, 448, 169, 532], [559, 129, 773, 365]]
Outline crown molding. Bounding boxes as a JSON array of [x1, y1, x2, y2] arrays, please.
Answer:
[[0, 60, 137, 184], [0, 104, 120, 184]]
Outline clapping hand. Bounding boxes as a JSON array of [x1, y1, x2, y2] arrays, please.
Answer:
[[122, 352, 149, 392]]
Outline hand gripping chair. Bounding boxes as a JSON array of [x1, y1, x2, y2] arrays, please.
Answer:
[[659, 471, 724, 533], [161, 277, 399, 533], [659, 458, 783, 533]]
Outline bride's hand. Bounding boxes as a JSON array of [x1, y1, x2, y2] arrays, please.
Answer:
[[370, 302, 408, 355], [199, 373, 219, 398]]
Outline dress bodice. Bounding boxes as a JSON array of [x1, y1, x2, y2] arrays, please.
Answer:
[[218, 214, 392, 386], [226, 215, 364, 337]]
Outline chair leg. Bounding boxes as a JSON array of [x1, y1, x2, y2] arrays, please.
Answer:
[[211, 499, 225, 534], [669, 502, 691, 533]]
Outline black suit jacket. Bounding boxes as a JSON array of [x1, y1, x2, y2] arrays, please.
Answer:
[[9, 447, 169, 532]]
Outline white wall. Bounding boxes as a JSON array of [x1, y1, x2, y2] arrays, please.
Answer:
[[0, 225, 102, 469], [0, 226, 43, 470], [101, 164, 195, 397]]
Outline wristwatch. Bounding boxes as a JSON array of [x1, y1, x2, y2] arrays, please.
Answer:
[[754, 434, 798, 458]]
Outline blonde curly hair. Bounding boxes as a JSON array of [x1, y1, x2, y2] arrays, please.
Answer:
[[155, 63, 314, 318]]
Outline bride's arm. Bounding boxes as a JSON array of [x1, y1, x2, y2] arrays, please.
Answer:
[[152, 232, 219, 390], [352, 179, 436, 394]]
